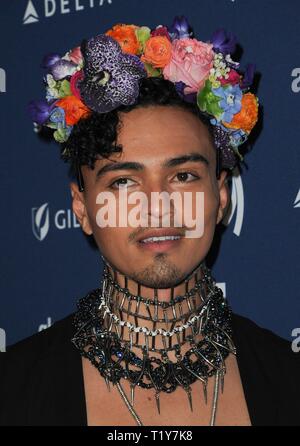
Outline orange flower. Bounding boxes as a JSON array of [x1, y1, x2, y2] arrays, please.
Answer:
[[141, 36, 172, 69], [106, 24, 139, 55], [223, 93, 259, 133], [55, 95, 91, 126]]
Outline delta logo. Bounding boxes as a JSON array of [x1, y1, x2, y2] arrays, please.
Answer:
[[23, 0, 113, 25]]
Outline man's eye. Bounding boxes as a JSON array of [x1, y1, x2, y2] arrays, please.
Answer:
[[109, 178, 135, 189], [174, 172, 200, 182]]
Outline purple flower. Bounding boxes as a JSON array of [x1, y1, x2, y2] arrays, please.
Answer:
[[240, 63, 255, 89], [27, 100, 54, 125], [175, 81, 197, 103], [50, 59, 77, 81], [41, 53, 61, 69], [211, 29, 237, 55], [78, 35, 147, 113], [169, 15, 193, 40]]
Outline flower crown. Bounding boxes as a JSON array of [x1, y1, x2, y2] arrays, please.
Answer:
[[28, 16, 259, 170]]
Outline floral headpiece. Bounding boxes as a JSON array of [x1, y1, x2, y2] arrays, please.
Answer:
[[28, 16, 259, 170]]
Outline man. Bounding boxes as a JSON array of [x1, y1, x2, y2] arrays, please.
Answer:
[[0, 18, 299, 426]]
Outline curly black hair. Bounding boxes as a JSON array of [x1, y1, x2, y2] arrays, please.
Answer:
[[61, 77, 220, 185]]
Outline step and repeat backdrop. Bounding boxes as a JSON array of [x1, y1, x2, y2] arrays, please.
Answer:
[[0, 0, 299, 351]]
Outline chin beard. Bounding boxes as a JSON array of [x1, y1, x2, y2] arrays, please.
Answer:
[[128, 253, 184, 289]]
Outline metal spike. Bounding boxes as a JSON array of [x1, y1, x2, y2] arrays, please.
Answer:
[[130, 383, 135, 406], [162, 334, 168, 351], [171, 302, 177, 319], [178, 302, 183, 319], [104, 376, 111, 392], [203, 381, 208, 404], [145, 301, 152, 319], [115, 323, 121, 339], [155, 392, 161, 414], [186, 297, 192, 311], [144, 332, 149, 353], [185, 387, 193, 412], [120, 293, 126, 310], [128, 298, 132, 315], [163, 309, 169, 330], [130, 329, 134, 350], [152, 321, 157, 350]]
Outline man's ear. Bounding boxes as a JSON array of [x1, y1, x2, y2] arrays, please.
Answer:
[[216, 170, 230, 225], [70, 182, 93, 235]]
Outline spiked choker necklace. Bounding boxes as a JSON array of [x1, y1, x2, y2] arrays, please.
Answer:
[[71, 258, 236, 426]]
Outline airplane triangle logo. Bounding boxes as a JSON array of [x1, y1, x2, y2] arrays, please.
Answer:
[[293, 188, 300, 208], [23, 0, 39, 25]]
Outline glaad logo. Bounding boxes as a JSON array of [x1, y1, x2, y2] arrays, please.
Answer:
[[23, 0, 113, 25], [222, 170, 244, 236], [32, 202, 80, 241], [293, 189, 300, 208], [23, 0, 39, 24], [291, 68, 300, 93], [0, 68, 6, 93], [38, 317, 52, 331], [0, 328, 6, 352]]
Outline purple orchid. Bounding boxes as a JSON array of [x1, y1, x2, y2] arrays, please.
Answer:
[[27, 100, 55, 125], [211, 29, 237, 55], [78, 35, 147, 113], [41, 53, 61, 69], [49, 59, 78, 81], [169, 15, 193, 40], [240, 63, 255, 89]]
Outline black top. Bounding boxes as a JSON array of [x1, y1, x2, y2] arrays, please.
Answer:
[[0, 311, 299, 426]]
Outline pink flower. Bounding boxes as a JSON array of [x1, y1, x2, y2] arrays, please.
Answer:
[[70, 70, 84, 99], [163, 38, 214, 94], [219, 69, 240, 86], [69, 46, 83, 65]]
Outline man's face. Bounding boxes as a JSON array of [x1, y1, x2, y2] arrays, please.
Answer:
[[71, 105, 228, 288]]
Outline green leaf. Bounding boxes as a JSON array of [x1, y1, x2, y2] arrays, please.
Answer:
[[197, 79, 223, 119]]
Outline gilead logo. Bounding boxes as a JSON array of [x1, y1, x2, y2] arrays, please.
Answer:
[[222, 171, 244, 237], [0, 68, 6, 93], [23, 0, 113, 25], [32, 202, 80, 241], [0, 328, 6, 352]]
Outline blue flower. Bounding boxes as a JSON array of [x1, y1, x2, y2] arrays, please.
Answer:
[[49, 106, 66, 129], [212, 84, 242, 123]]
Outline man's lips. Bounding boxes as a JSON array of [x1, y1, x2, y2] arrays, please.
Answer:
[[136, 228, 185, 251]]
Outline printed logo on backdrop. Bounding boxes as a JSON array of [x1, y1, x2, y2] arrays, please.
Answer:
[[222, 170, 244, 237], [0, 68, 6, 93], [32, 202, 80, 241], [291, 68, 300, 93], [293, 188, 300, 208], [0, 328, 6, 352], [23, 0, 113, 25]]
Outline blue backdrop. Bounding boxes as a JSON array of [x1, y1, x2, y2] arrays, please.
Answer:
[[0, 0, 299, 350]]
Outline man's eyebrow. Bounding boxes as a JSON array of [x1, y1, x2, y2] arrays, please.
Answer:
[[95, 152, 209, 181], [163, 153, 210, 168], [96, 161, 144, 180]]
